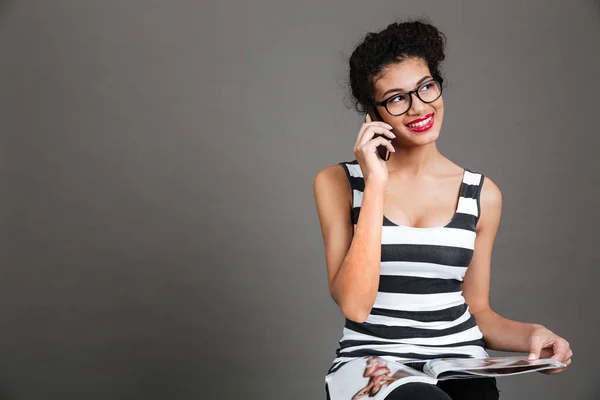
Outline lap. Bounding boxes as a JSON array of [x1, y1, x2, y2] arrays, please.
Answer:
[[383, 378, 499, 400], [436, 378, 499, 400], [325, 378, 499, 400], [385, 382, 451, 399]]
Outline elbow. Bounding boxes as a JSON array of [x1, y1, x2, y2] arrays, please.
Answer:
[[470, 306, 495, 332], [340, 302, 371, 323], [470, 305, 493, 319], [329, 282, 375, 323]]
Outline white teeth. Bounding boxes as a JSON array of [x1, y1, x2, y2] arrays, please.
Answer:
[[408, 116, 432, 128]]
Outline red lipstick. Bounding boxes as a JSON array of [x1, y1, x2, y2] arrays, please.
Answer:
[[406, 113, 434, 133]]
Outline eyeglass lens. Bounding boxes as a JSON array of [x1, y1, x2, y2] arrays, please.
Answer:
[[386, 80, 442, 116]]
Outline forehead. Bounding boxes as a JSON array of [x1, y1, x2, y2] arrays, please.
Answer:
[[372, 58, 432, 96]]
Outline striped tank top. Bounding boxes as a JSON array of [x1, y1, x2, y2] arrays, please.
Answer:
[[326, 160, 490, 377]]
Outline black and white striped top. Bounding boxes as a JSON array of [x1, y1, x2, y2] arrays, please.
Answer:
[[326, 160, 490, 377]]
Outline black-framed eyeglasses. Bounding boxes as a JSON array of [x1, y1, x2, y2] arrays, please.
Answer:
[[374, 77, 444, 117]]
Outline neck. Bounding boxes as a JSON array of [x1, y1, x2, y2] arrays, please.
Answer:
[[385, 141, 444, 177]]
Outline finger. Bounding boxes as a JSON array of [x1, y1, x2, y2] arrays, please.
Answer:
[[369, 136, 395, 152], [357, 122, 394, 144], [529, 335, 545, 360], [387, 142, 396, 153], [356, 123, 391, 150], [543, 358, 571, 376], [562, 358, 571, 368], [367, 121, 395, 131], [366, 123, 395, 140], [355, 126, 395, 149], [381, 139, 396, 154], [559, 349, 573, 364], [551, 340, 570, 362], [363, 113, 391, 129], [360, 137, 395, 155]]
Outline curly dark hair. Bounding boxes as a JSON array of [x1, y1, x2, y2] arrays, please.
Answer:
[[347, 18, 447, 115]]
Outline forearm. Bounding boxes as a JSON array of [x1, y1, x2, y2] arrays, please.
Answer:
[[331, 181, 385, 322], [473, 307, 541, 353]]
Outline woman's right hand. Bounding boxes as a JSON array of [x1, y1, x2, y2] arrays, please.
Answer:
[[353, 113, 396, 186]]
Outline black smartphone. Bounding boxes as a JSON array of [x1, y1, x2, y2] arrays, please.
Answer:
[[367, 109, 391, 161]]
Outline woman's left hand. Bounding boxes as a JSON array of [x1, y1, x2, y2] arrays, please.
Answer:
[[528, 324, 572, 374]]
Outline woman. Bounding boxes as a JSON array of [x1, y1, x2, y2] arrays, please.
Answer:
[[313, 19, 572, 400], [352, 356, 398, 399]]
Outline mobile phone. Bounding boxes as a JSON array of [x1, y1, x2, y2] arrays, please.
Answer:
[[367, 109, 391, 161]]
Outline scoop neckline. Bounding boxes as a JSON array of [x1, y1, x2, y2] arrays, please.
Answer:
[[382, 168, 467, 230]]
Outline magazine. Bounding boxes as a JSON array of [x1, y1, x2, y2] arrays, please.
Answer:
[[325, 355, 565, 400]]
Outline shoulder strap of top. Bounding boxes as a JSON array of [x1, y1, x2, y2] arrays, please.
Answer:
[[338, 160, 364, 224], [456, 168, 486, 230], [338, 162, 487, 229]]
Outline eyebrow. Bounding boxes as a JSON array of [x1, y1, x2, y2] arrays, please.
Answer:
[[381, 76, 432, 97]]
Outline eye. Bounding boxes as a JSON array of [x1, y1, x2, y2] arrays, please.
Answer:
[[420, 82, 434, 92], [388, 94, 408, 104]]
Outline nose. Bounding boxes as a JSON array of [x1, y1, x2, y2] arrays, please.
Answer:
[[408, 92, 428, 114]]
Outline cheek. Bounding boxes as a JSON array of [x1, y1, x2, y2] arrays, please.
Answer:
[[432, 102, 444, 124], [434, 109, 444, 129], [434, 99, 444, 115]]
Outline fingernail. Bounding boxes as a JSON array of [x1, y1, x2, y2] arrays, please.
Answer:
[[528, 354, 537, 360]]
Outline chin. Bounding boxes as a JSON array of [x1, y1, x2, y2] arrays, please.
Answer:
[[416, 134, 439, 147], [420, 129, 440, 143], [400, 129, 440, 146]]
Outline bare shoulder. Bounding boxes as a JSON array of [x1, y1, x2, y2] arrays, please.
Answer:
[[313, 163, 351, 207], [313, 163, 345, 184], [313, 163, 354, 290], [480, 174, 502, 209], [478, 174, 502, 232]]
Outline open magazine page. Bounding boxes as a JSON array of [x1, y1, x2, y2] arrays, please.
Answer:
[[422, 356, 566, 380], [325, 356, 436, 400]]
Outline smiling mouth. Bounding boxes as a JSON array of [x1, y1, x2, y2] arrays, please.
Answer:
[[406, 113, 434, 128]]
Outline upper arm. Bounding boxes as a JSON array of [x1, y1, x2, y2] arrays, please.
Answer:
[[313, 164, 354, 294], [462, 175, 503, 314]]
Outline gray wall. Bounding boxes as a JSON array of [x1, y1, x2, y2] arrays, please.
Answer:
[[1, 1, 599, 399]]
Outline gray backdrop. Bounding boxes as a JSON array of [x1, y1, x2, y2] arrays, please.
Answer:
[[1, 1, 599, 399]]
